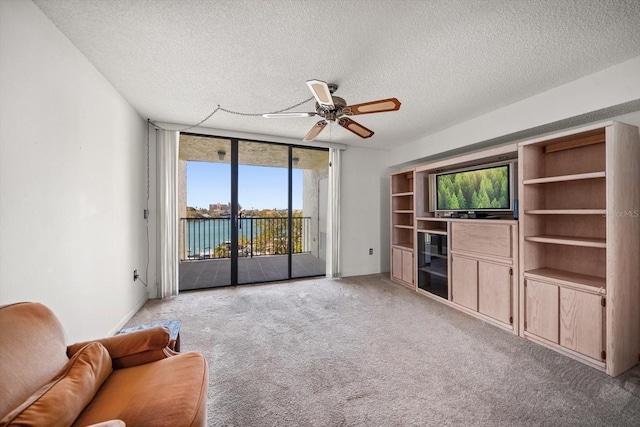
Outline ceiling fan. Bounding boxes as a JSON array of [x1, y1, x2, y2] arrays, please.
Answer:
[[262, 80, 401, 142]]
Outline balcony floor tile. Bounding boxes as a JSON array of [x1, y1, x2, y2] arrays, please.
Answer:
[[179, 253, 325, 291]]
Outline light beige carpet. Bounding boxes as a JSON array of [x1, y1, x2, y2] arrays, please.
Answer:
[[125, 274, 640, 426]]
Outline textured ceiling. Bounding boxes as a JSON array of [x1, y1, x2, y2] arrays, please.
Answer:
[[33, 0, 640, 150]]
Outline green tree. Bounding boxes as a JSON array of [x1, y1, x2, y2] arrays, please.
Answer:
[[251, 210, 306, 255], [471, 191, 480, 208], [479, 176, 494, 203], [456, 189, 467, 209], [478, 190, 491, 208], [449, 193, 460, 209]]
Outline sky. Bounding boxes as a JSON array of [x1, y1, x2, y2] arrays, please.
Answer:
[[187, 161, 303, 210]]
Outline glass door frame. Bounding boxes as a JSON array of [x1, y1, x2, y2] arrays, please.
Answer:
[[182, 134, 327, 287]]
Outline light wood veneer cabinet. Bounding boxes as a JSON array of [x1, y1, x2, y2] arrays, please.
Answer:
[[390, 144, 520, 335], [450, 221, 519, 330], [390, 170, 415, 289], [519, 121, 640, 376], [392, 247, 414, 285]]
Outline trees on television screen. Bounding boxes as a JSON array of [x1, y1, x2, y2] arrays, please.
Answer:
[[437, 166, 508, 210]]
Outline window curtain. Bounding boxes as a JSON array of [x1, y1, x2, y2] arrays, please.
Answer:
[[326, 147, 341, 278], [157, 129, 179, 298]]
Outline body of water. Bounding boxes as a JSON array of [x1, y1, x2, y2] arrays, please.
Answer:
[[183, 218, 261, 256]]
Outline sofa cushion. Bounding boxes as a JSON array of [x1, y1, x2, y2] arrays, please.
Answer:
[[73, 351, 208, 427], [0, 302, 69, 418], [1, 342, 112, 426]]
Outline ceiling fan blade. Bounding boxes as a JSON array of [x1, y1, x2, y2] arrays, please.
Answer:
[[303, 120, 328, 142], [262, 112, 316, 118], [306, 80, 335, 109], [338, 117, 374, 139], [344, 98, 401, 115]]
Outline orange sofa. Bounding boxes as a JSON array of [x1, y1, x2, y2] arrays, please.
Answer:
[[0, 302, 208, 426]]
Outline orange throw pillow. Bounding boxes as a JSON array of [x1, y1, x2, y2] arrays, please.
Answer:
[[1, 342, 112, 426]]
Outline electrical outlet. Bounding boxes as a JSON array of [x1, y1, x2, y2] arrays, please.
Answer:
[[133, 270, 139, 281], [369, 248, 373, 255]]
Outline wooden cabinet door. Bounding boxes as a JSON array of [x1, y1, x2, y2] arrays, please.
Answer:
[[451, 256, 478, 310], [401, 249, 414, 285], [560, 288, 603, 361], [392, 248, 403, 281], [451, 222, 512, 258], [525, 279, 559, 343], [392, 248, 413, 285], [478, 262, 512, 324]]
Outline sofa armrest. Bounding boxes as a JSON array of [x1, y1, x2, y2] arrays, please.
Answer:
[[67, 326, 172, 368]]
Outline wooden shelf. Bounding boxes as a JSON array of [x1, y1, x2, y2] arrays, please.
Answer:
[[416, 229, 447, 235], [522, 171, 605, 185], [524, 268, 606, 294], [418, 251, 447, 259], [416, 217, 447, 221], [394, 225, 414, 230], [418, 267, 447, 278], [524, 209, 606, 215], [391, 192, 413, 197], [393, 210, 414, 214], [392, 243, 413, 250], [524, 234, 606, 248]]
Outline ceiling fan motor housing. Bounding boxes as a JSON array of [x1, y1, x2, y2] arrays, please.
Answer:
[[316, 95, 347, 121]]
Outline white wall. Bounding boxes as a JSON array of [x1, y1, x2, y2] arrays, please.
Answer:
[[389, 56, 640, 168], [0, 0, 152, 343], [340, 147, 389, 277]]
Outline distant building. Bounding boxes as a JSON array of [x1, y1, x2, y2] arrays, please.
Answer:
[[209, 202, 242, 216]]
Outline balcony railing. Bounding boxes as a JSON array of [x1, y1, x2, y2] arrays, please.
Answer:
[[179, 217, 311, 261]]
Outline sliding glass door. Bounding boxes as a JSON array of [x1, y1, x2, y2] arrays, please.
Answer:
[[178, 136, 232, 290], [236, 140, 290, 284], [178, 134, 327, 290], [291, 147, 329, 278]]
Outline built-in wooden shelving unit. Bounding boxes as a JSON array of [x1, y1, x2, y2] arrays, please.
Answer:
[[519, 122, 640, 376], [390, 170, 415, 289], [389, 121, 639, 377]]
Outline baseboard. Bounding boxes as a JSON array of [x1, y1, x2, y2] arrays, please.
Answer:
[[107, 294, 149, 336]]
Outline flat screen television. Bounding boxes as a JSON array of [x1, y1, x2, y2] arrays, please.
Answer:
[[431, 162, 514, 214]]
